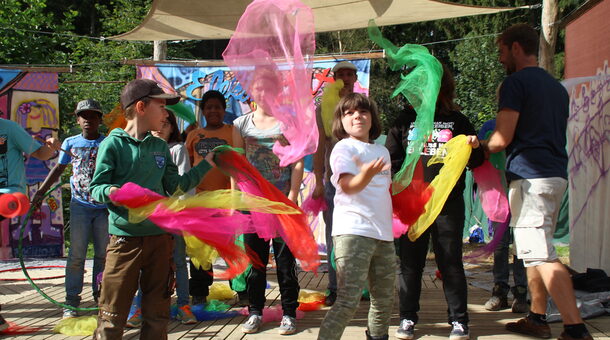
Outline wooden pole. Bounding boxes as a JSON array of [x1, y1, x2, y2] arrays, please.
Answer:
[[153, 41, 167, 61], [539, 0, 559, 76]]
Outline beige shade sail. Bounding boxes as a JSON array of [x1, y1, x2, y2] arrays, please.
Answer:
[[111, 0, 527, 41]]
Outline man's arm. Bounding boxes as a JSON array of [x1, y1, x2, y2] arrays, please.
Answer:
[[30, 137, 61, 160], [482, 108, 520, 154], [31, 163, 68, 208]]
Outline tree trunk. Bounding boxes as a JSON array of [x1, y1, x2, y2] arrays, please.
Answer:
[[539, 0, 559, 76], [153, 41, 167, 61]]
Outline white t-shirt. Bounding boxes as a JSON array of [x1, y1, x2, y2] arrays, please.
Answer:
[[330, 138, 393, 241]]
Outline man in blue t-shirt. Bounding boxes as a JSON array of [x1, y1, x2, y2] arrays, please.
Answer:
[[481, 24, 592, 340], [0, 117, 60, 331], [32, 99, 108, 319]]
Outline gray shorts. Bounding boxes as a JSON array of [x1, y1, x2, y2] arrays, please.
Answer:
[[508, 177, 567, 267]]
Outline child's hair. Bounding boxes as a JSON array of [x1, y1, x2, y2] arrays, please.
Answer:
[[199, 90, 227, 111], [332, 93, 382, 141], [166, 109, 182, 144], [123, 97, 150, 120], [436, 63, 461, 116]]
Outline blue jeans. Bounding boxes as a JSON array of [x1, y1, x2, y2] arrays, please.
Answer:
[[173, 235, 189, 306], [65, 200, 108, 307], [492, 222, 527, 292]]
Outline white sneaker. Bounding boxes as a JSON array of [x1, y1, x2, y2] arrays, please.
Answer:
[[242, 314, 262, 334], [278, 315, 296, 335]]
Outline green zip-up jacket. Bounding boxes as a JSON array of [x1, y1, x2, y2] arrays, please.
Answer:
[[90, 128, 211, 236]]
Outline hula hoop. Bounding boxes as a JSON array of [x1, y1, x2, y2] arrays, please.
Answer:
[[17, 182, 99, 312], [0, 265, 67, 281]]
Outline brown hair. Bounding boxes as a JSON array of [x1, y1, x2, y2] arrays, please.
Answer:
[[436, 63, 460, 116], [123, 97, 150, 120], [332, 93, 382, 141], [165, 109, 182, 144], [497, 23, 539, 57]]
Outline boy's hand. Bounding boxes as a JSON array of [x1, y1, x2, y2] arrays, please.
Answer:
[[31, 191, 45, 210], [205, 152, 216, 168], [108, 186, 123, 206]]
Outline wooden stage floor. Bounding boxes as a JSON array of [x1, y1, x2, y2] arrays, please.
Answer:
[[1, 260, 608, 339]]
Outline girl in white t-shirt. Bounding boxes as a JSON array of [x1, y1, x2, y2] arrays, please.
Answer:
[[318, 93, 395, 340]]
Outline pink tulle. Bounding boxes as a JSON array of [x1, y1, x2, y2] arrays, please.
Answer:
[[109, 183, 258, 279], [214, 146, 320, 272], [237, 305, 305, 322], [392, 216, 409, 238], [472, 161, 509, 222], [301, 195, 327, 216], [465, 217, 510, 262], [222, 0, 318, 167]]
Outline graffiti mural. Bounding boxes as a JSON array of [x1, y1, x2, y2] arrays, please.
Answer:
[[137, 59, 370, 252], [567, 60, 610, 272], [137, 59, 370, 127], [0, 70, 63, 259]]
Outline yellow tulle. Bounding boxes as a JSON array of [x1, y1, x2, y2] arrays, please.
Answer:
[[184, 234, 219, 271], [127, 189, 300, 223], [208, 283, 236, 300], [408, 135, 472, 241], [298, 291, 326, 303], [321, 79, 343, 137], [53, 315, 98, 336]]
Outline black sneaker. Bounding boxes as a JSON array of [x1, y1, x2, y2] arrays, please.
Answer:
[[325, 290, 337, 306], [395, 319, 415, 340], [449, 321, 470, 340]]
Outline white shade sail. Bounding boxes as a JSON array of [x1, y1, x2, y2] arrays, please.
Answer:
[[111, 0, 526, 41]]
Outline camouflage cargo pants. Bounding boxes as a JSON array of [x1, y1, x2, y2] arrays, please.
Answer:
[[318, 235, 396, 340]]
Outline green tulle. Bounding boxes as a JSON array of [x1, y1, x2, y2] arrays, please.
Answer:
[[367, 20, 443, 194]]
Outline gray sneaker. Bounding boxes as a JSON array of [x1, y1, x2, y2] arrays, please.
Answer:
[[278, 315, 296, 335], [395, 319, 415, 340], [242, 314, 262, 334]]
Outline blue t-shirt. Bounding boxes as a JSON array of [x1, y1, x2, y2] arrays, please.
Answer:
[[59, 134, 106, 208], [498, 67, 568, 180], [0, 119, 41, 194]]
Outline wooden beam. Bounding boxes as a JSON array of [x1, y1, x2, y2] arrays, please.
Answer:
[[0, 66, 72, 73], [123, 52, 385, 67]]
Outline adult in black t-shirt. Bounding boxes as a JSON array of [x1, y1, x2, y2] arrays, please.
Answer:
[[482, 24, 592, 340], [387, 64, 483, 340]]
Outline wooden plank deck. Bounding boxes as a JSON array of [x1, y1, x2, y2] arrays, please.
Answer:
[[1, 261, 608, 339]]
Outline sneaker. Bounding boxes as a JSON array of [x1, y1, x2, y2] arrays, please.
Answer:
[[177, 305, 197, 325], [511, 297, 530, 313], [511, 286, 529, 314], [191, 295, 206, 306], [0, 314, 8, 332], [62, 308, 78, 319], [557, 331, 593, 340], [484, 295, 509, 311], [278, 315, 296, 335], [506, 317, 551, 338], [324, 290, 337, 306], [395, 319, 415, 340], [125, 309, 142, 328], [449, 321, 469, 340], [242, 314, 262, 334]]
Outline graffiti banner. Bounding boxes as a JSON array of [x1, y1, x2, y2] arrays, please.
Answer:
[[0, 70, 63, 259], [137, 59, 370, 252], [566, 61, 610, 273]]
